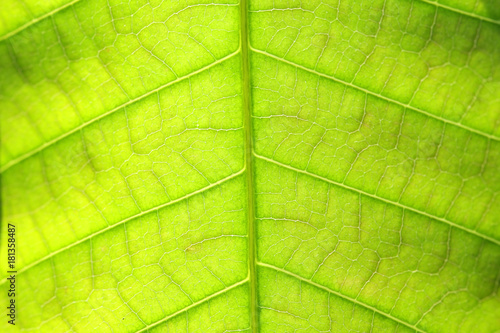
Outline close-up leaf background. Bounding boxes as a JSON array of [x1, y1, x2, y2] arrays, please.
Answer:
[[1, 0, 499, 331]]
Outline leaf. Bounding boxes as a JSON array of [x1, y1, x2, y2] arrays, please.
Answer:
[[1, 0, 500, 332]]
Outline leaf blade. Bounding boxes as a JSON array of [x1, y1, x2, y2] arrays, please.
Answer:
[[1, 0, 500, 332]]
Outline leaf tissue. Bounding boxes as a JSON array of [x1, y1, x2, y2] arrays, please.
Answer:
[[1, 0, 500, 331]]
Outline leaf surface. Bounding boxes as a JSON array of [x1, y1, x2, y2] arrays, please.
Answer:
[[1, 0, 500, 332]]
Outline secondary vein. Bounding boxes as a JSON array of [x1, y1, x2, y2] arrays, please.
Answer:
[[0, 0, 83, 42], [251, 47, 500, 142], [0, 51, 240, 174], [416, 0, 500, 25], [254, 153, 500, 247], [135, 278, 250, 333], [258, 262, 426, 333], [0, 169, 245, 286]]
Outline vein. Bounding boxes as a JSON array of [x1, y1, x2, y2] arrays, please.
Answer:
[[135, 278, 249, 333], [258, 262, 425, 333], [417, 0, 500, 25], [254, 153, 500, 247], [240, 0, 258, 331], [250, 48, 500, 142], [0, 0, 82, 42], [0, 50, 240, 174], [0, 169, 245, 286]]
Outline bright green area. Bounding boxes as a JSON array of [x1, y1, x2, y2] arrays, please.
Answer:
[[428, 0, 500, 21], [251, 52, 500, 240], [1, 56, 244, 270], [0, 0, 73, 38], [1, 0, 499, 332], [249, 0, 500, 136], [255, 159, 500, 332], [0, 0, 240, 168], [2, 175, 249, 331], [258, 266, 415, 332]]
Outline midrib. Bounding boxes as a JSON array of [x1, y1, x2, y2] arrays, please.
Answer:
[[239, 0, 258, 331]]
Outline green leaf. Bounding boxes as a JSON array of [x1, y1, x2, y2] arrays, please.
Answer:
[[1, 0, 499, 332]]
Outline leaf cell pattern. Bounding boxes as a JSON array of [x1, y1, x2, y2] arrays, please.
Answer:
[[1, 0, 499, 332]]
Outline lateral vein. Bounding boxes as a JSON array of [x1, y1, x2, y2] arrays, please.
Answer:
[[251, 47, 500, 142], [135, 278, 250, 333], [0, 0, 83, 42], [416, 0, 500, 25], [0, 169, 245, 286], [258, 262, 425, 333], [0, 51, 240, 174], [254, 153, 500, 247]]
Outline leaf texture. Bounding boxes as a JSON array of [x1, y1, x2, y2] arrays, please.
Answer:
[[1, 0, 499, 332]]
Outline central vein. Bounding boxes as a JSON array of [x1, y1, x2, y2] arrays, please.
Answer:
[[239, 0, 258, 331]]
